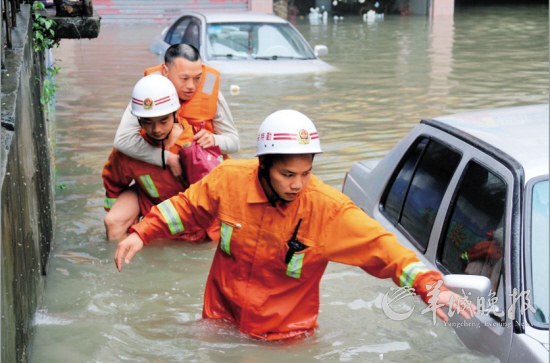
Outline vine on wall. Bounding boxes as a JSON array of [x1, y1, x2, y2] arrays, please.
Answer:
[[32, 1, 60, 106]]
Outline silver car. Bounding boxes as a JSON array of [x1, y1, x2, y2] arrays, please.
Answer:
[[150, 11, 334, 75], [342, 104, 549, 362]]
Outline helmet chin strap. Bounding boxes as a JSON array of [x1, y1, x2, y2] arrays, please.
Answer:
[[161, 128, 173, 170], [151, 130, 172, 170], [140, 115, 175, 170]]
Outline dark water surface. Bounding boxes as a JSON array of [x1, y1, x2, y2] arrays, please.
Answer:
[[30, 6, 547, 362]]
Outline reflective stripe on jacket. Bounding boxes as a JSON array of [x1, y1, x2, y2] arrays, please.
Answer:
[[102, 143, 186, 216], [131, 159, 445, 340]]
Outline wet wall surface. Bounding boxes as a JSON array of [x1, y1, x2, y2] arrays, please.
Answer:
[[1, 5, 56, 362]]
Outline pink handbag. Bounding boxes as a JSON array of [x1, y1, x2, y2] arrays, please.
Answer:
[[179, 142, 223, 184]]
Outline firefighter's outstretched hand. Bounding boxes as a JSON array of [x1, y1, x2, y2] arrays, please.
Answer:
[[435, 290, 477, 322], [114, 232, 144, 272]]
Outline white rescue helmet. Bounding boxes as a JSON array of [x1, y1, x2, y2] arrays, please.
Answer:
[[256, 110, 322, 156], [130, 74, 180, 118]]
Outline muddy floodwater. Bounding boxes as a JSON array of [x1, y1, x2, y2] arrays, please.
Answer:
[[30, 5, 547, 362]]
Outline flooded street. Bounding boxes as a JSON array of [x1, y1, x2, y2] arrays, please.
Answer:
[[30, 5, 547, 362]]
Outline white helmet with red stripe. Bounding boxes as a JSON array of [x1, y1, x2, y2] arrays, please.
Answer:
[[130, 74, 180, 118], [256, 110, 322, 156]]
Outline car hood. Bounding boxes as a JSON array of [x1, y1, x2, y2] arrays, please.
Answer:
[[205, 59, 336, 76]]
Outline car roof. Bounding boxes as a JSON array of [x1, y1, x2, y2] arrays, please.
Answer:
[[183, 11, 288, 24], [429, 104, 549, 182]]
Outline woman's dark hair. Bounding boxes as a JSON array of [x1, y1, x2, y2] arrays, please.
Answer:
[[164, 43, 201, 65]]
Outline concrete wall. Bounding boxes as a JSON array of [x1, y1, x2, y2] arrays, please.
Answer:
[[1, 4, 55, 362], [430, 0, 455, 16], [249, 0, 274, 13], [273, 0, 289, 18]]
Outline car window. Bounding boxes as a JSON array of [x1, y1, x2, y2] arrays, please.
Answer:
[[529, 179, 549, 327], [381, 137, 461, 251], [383, 139, 426, 222], [182, 22, 200, 50], [438, 162, 506, 293], [166, 17, 192, 45], [206, 22, 315, 60], [255, 24, 300, 57]]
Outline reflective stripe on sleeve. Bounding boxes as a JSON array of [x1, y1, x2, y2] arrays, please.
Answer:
[[157, 200, 185, 235], [286, 253, 304, 279], [139, 175, 159, 198], [104, 197, 117, 210], [220, 222, 233, 255], [399, 261, 430, 288]]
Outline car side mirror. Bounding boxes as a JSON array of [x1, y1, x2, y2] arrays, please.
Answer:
[[443, 274, 492, 305], [314, 45, 328, 57]]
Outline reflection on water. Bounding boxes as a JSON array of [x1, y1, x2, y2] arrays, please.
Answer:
[[31, 6, 547, 362]]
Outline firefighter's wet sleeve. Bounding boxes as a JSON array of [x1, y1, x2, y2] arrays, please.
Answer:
[[321, 200, 447, 303], [130, 159, 446, 340]]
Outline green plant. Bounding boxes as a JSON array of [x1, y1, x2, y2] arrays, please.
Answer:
[[32, 2, 59, 53], [40, 64, 60, 106], [32, 2, 61, 107]]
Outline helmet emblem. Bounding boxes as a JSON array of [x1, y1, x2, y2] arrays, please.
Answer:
[[143, 97, 154, 110], [298, 129, 310, 144]]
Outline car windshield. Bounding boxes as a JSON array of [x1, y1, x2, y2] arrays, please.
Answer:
[[206, 22, 316, 61], [529, 178, 549, 327]]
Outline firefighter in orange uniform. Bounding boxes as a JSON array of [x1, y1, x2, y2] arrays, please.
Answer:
[[114, 110, 474, 340], [103, 74, 206, 242], [113, 43, 239, 179]]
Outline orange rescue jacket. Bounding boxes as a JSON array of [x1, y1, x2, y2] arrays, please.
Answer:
[[144, 64, 220, 135], [131, 159, 445, 340]]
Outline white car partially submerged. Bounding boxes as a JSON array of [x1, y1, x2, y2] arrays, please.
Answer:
[[150, 11, 334, 75], [342, 104, 549, 362]]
